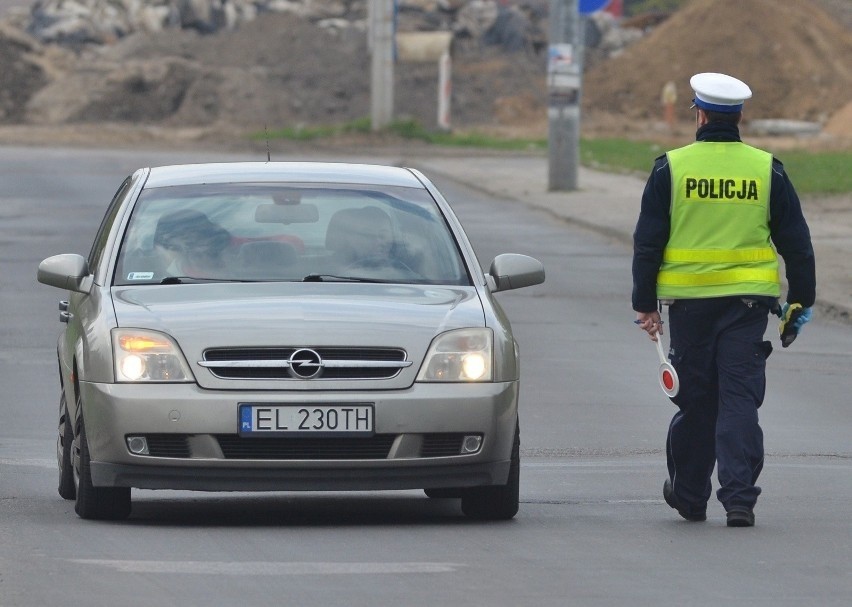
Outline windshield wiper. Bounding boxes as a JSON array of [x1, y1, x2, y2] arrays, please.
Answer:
[[159, 276, 250, 284], [302, 273, 388, 283]]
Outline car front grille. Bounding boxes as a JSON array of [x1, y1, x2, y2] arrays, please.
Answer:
[[128, 433, 471, 460], [199, 347, 411, 380], [215, 434, 396, 459]]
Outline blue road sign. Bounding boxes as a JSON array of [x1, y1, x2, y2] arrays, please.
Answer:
[[579, 0, 610, 14]]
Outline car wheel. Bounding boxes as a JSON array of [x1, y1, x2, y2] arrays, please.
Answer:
[[461, 422, 520, 521], [57, 392, 76, 500], [72, 394, 131, 520]]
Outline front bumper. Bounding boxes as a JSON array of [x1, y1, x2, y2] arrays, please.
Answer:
[[90, 460, 510, 492], [78, 380, 518, 491]]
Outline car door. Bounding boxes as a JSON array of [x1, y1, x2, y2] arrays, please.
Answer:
[[60, 174, 141, 402]]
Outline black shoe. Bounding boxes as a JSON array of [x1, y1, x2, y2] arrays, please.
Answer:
[[663, 478, 706, 522], [726, 507, 755, 527]]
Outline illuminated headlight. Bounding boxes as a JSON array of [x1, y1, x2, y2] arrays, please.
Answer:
[[112, 329, 194, 383], [416, 328, 493, 382]]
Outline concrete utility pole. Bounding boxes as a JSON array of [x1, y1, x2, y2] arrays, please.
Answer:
[[547, 0, 583, 191], [369, 0, 394, 130]]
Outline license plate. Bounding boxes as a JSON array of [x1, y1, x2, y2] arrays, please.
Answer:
[[238, 403, 374, 437]]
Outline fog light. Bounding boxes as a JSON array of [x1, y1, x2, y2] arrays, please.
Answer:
[[461, 435, 483, 454], [126, 436, 149, 455]]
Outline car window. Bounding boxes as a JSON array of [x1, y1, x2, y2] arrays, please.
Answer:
[[114, 183, 472, 286], [88, 175, 137, 283]]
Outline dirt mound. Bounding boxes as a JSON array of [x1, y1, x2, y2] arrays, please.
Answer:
[[0, 23, 48, 121], [825, 101, 852, 138], [0, 0, 850, 145], [582, 0, 852, 131], [17, 12, 547, 133]]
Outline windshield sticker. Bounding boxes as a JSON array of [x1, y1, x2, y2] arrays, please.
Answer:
[[127, 272, 155, 280]]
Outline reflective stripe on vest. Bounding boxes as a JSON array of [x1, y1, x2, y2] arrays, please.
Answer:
[[658, 142, 780, 299], [662, 247, 777, 263], [658, 268, 780, 287]]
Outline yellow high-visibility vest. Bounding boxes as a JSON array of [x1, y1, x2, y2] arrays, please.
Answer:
[[657, 142, 780, 299]]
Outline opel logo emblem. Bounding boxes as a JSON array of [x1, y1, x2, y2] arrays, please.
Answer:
[[289, 348, 323, 379]]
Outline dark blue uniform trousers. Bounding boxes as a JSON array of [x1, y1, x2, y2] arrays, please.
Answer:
[[666, 297, 771, 514]]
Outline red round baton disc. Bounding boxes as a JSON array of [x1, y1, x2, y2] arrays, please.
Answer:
[[653, 337, 679, 397], [658, 362, 679, 397]]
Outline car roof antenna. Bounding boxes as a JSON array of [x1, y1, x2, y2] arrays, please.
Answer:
[[265, 124, 271, 162]]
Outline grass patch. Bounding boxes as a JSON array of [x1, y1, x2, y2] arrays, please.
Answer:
[[254, 117, 372, 141], [387, 119, 547, 151], [257, 118, 547, 151], [771, 150, 852, 196], [537, 137, 852, 196], [259, 119, 851, 195], [579, 138, 667, 175], [579, 139, 852, 195]]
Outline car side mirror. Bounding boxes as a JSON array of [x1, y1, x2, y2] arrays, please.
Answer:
[[487, 253, 545, 293], [37, 254, 93, 293]]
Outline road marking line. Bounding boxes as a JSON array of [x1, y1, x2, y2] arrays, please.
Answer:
[[67, 560, 464, 575], [0, 458, 54, 468], [524, 459, 852, 469]]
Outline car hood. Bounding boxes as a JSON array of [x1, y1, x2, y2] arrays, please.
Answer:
[[111, 282, 485, 390]]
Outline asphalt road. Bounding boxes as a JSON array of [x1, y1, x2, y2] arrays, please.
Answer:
[[1, 146, 851, 606]]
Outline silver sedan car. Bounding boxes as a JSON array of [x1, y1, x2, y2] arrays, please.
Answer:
[[37, 162, 544, 520]]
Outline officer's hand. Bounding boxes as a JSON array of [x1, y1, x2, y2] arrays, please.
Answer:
[[781, 303, 813, 330], [794, 306, 812, 330], [635, 311, 663, 341], [779, 303, 813, 347]]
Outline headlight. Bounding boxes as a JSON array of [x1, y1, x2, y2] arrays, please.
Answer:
[[112, 329, 194, 383], [416, 328, 493, 382]]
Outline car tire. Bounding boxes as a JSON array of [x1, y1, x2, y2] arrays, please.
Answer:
[[57, 392, 76, 500], [73, 397, 131, 520], [461, 422, 520, 521]]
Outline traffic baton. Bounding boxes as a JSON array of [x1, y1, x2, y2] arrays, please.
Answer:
[[654, 336, 680, 398], [779, 303, 804, 348]]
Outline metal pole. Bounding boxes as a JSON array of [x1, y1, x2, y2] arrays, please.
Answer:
[[547, 0, 582, 191], [437, 50, 452, 131], [369, 0, 394, 131]]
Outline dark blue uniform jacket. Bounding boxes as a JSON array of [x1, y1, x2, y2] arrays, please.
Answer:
[[632, 122, 817, 313]]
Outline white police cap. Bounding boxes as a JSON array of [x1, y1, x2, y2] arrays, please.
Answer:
[[690, 72, 752, 113]]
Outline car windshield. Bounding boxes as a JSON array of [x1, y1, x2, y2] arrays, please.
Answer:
[[113, 183, 472, 286]]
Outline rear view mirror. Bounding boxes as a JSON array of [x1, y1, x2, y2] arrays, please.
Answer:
[[255, 203, 319, 224]]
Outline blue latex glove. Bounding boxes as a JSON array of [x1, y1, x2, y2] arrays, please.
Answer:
[[781, 303, 813, 330], [779, 303, 813, 347], [795, 306, 813, 330]]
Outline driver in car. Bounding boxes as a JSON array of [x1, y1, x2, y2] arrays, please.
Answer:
[[346, 206, 394, 266], [153, 209, 232, 278]]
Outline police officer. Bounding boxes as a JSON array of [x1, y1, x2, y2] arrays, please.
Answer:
[[632, 73, 816, 527]]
